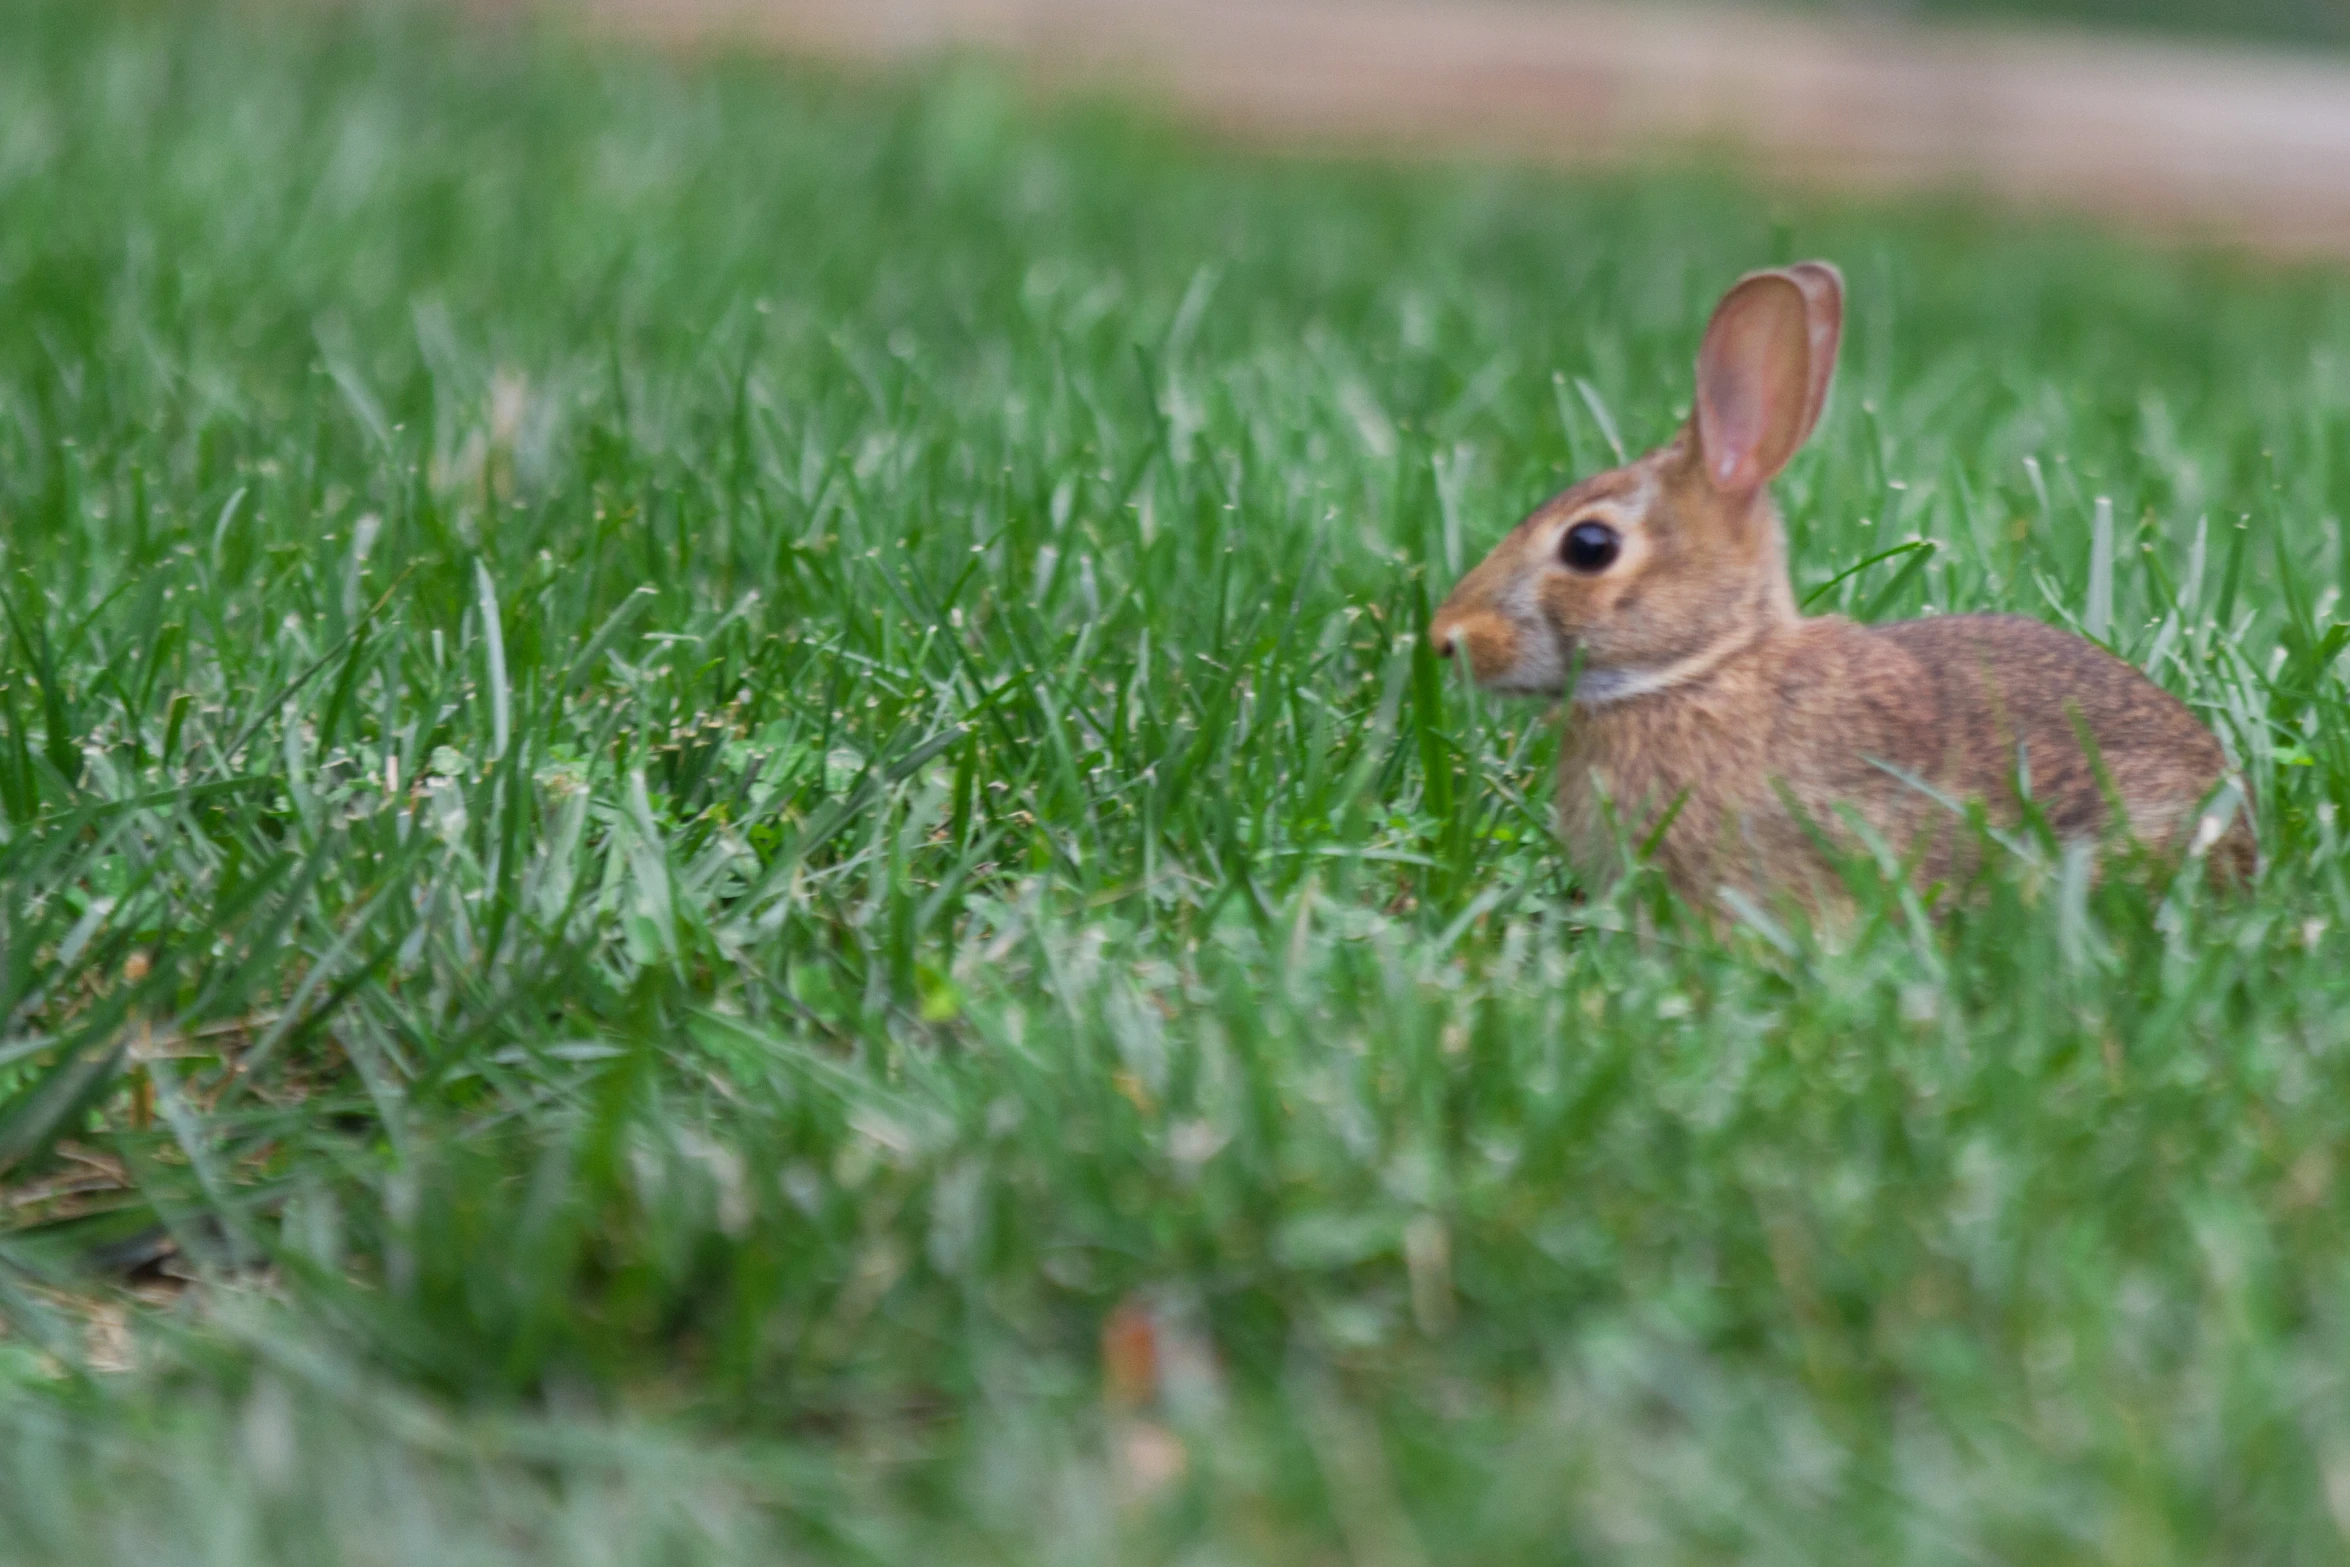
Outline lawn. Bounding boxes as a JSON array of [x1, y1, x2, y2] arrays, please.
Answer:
[[7, 2, 2350, 1561], [1785, 0, 2350, 50]]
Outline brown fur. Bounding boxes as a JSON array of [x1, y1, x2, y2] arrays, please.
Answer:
[[1430, 263, 2254, 913]]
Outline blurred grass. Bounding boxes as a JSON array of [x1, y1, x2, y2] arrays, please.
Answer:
[[8, 1, 2350, 1560], [1777, 0, 2350, 51]]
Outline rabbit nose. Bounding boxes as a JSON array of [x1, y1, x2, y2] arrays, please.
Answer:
[[1431, 628, 1457, 658]]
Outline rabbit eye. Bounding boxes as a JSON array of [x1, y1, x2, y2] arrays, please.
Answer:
[[1560, 520, 1621, 574]]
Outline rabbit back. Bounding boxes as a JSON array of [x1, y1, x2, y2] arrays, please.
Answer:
[[1864, 613, 2252, 878], [1559, 613, 2252, 900]]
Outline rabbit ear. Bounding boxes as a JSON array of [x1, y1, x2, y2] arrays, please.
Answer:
[[1781, 261, 1845, 441], [1693, 263, 1843, 496]]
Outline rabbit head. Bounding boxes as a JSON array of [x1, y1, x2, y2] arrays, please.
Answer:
[[1430, 263, 1844, 702]]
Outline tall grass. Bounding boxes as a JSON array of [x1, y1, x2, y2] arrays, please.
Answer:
[[6, 3, 2350, 1559]]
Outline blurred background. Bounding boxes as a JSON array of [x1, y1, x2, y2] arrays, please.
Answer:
[[528, 0, 2350, 254], [1775, 0, 2346, 47]]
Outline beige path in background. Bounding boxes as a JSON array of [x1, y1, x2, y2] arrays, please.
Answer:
[[503, 0, 2350, 255]]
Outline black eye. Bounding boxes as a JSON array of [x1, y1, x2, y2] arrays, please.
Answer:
[[1560, 520, 1620, 574]]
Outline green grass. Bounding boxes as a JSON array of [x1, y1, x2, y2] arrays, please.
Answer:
[[1763, 0, 2350, 51], [8, 2, 2350, 1560]]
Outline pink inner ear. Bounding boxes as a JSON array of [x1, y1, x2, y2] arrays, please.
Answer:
[[1695, 274, 1816, 495], [1705, 377, 1767, 492]]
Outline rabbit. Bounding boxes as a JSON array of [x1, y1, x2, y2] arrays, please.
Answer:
[[1429, 261, 2255, 913]]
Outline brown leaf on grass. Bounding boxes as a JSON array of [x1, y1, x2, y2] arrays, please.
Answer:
[[1101, 1292, 1211, 1506], [1100, 1294, 1159, 1412]]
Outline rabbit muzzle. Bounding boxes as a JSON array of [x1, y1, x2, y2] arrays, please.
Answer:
[[1429, 605, 1570, 695]]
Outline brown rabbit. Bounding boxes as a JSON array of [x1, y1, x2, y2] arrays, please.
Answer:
[[1429, 262, 2254, 913]]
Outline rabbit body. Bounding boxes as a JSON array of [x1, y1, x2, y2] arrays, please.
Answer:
[[1557, 609, 2252, 904], [1431, 262, 2252, 910]]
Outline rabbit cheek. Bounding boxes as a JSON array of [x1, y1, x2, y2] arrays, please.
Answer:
[[1535, 571, 1597, 630], [1537, 572, 1636, 657]]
